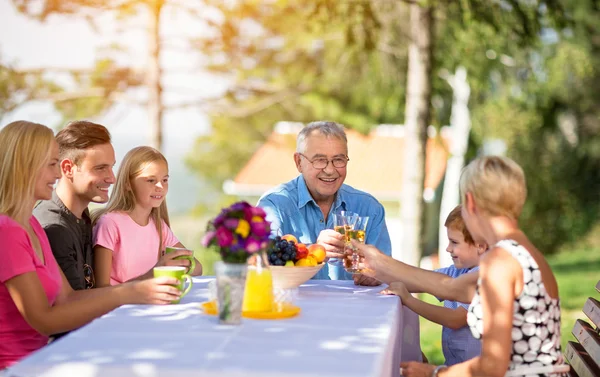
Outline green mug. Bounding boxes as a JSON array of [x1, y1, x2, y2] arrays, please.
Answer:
[[153, 266, 193, 304], [164, 246, 196, 274]]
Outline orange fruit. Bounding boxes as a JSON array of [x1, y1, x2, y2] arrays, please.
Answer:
[[295, 258, 312, 267], [308, 244, 326, 263]]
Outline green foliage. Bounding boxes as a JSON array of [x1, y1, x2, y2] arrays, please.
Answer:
[[0, 58, 63, 120], [465, 0, 600, 253], [187, 0, 409, 213]]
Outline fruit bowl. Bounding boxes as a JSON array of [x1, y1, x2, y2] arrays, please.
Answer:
[[270, 263, 325, 289]]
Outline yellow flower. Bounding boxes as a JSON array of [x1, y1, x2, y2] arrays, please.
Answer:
[[235, 219, 250, 238], [251, 215, 263, 223]]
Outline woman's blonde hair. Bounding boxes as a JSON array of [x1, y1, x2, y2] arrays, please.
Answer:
[[0, 121, 55, 222], [92, 146, 170, 257], [460, 155, 527, 220]]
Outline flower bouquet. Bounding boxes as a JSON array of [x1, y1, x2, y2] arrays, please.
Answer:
[[202, 201, 272, 324]]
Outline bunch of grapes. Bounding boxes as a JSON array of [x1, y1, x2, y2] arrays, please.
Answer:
[[267, 236, 297, 266]]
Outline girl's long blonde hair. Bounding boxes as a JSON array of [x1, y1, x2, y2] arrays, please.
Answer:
[[92, 146, 171, 257], [0, 121, 55, 223]]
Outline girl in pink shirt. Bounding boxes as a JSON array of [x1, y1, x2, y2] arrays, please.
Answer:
[[0, 122, 181, 369], [92, 146, 202, 287]]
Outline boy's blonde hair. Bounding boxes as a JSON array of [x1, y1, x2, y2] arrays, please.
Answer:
[[0, 121, 55, 222], [444, 205, 475, 245], [460, 156, 526, 220], [92, 146, 170, 257]]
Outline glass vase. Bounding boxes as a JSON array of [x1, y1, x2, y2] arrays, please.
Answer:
[[243, 250, 274, 313], [215, 261, 247, 325]]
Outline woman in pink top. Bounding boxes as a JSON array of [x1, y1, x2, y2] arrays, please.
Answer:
[[0, 121, 182, 370], [92, 146, 202, 287]]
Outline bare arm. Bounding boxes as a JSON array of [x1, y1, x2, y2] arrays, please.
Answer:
[[94, 245, 116, 287], [403, 296, 468, 330], [5, 268, 180, 336], [354, 241, 479, 303], [94, 244, 199, 288], [415, 250, 518, 377]]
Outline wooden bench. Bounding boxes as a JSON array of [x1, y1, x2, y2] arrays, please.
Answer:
[[564, 279, 600, 377]]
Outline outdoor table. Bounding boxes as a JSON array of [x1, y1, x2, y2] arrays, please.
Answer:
[[5, 278, 422, 377]]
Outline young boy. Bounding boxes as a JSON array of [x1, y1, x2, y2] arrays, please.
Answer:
[[382, 205, 487, 366]]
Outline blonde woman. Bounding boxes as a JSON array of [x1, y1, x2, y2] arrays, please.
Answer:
[[0, 121, 182, 369], [352, 156, 569, 377], [92, 146, 202, 287]]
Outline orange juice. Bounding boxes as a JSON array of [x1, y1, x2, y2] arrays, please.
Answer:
[[242, 266, 274, 312]]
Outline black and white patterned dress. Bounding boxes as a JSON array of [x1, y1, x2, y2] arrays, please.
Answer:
[[466, 240, 568, 377]]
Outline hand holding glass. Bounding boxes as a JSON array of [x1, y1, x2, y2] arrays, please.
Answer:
[[329, 211, 359, 266], [344, 216, 369, 274]]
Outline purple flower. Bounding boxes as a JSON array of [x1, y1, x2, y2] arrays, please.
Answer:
[[201, 230, 216, 247], [216, 227, 234, 248], [250, 206, 266, 218], [243, 207, 254, 222], [214, 210, 227, 226], [250, 220, 270, 238], [245, 238, 262, 253], [224, 218, 239, 229], [230, 201, 250, 212]]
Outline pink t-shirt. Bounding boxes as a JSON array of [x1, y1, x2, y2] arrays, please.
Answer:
[[0, 215, 62, 369], [93, 212, 179, 285]]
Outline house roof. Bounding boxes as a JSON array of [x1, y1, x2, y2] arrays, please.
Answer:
[[224, 123, 450, 201]]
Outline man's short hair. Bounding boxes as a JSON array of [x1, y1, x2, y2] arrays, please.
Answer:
[[56, 120, 112, 165], [296, 121, 347, 154], [444, 205, 475, 245]]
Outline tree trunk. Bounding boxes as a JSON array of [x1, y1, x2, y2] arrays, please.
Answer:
[[398, 4, 433, 267], [148, 0, 164, 151], [438, 66, 471, 267]]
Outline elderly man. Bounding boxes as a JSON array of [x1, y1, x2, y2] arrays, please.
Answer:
[[258, 121, 392, 285]]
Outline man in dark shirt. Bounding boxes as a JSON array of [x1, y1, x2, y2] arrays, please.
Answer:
[[34, 120, 116, 290]]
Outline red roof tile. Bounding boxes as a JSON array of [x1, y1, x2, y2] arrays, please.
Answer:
[[226, 124, 449, 201]]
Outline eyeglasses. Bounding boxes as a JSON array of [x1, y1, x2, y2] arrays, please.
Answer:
[[83, 264, 95, 289], [298, 153, 349, 169]]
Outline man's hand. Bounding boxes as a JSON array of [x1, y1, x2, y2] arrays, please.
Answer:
[[380, 281, 411, 301], [353, 274, 381, 286], [316, 229, 345, 260]]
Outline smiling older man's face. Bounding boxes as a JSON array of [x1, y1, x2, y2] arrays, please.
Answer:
[[294, 131, 348, 206]]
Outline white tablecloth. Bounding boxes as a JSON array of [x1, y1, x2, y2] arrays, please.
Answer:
[[6, 279, 422, 377]]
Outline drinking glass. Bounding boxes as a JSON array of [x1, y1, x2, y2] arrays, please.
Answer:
[[344, 216, 369, 274], [328, 211, 358, 266]]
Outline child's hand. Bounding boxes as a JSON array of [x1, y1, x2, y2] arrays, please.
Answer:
[[380, 281, 411, 302], [123, 277, 181, 305], [156, 249, 193, 269]]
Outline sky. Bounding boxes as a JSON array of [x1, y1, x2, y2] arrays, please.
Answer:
[[0, 0, 227, 213]]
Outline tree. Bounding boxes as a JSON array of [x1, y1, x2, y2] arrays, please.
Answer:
[[191, 0, 570, 262], [468, 0, 600, 253], [0, 56, 64, 121], [11, 0, 208, 150], [187, 0, 411, 213]]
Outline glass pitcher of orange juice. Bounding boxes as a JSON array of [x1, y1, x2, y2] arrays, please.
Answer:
[[242, 250, 274, 312]]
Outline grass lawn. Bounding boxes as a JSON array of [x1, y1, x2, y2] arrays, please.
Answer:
[[419, 246, 600, 365]]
